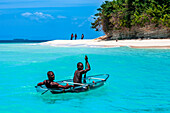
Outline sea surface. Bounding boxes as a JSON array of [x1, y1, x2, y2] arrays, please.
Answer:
[[0, 43, 170, 113]]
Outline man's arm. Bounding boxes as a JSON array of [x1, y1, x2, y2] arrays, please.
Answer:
[[83, 55, 90, 82], [37, 80, 45, 86], [85, 61, 90, 72], [83, 55, 91, 73], [53, 82, 74, 89], [59, 83, 74, 89]]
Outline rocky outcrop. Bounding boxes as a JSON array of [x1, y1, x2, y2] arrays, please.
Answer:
[[94, 26, 169, 40], [109, 26, 170, 40]]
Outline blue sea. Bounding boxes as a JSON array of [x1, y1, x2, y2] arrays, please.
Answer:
[[0, 43, 170, 113]]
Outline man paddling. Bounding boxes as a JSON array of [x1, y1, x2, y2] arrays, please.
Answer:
[[37, 71, 74, 89], [73, 55, 91, 84]]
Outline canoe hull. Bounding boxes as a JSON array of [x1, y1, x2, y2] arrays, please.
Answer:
[[35, 74, 109, 94]]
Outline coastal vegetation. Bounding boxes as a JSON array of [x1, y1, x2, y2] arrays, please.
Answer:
[[91, 0, 170, 40]]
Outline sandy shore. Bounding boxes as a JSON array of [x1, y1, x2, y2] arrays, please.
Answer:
[[39, 39, 170, 49]]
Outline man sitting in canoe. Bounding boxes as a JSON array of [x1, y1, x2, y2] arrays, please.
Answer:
[[73, 55, 91, 84], [37, 71, 74, 89]]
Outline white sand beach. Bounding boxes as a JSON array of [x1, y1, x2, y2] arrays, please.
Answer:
[[39, 39, 170, 49]]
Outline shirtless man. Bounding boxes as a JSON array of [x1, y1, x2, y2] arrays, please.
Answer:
[[81, 34, 84, 40], [75, 34, 77, 40], [73, 55, 90, 84], [37, 71, 74, 89], [71, 33, 74, 40]]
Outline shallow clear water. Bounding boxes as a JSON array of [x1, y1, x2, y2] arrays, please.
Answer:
[[0, 43, 170, 113]]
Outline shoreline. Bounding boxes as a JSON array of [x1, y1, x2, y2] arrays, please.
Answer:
[[39, 39, 170, 49]]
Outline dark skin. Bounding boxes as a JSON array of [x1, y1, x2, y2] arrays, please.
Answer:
[[71, 33, 74, 40], [81, 34, 84, 40], [73, 55, 90, 83], [75, 34, 77, 40], [37, 71, 74, 89]]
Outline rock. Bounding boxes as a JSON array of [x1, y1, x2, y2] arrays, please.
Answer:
[[101, 26, 170, 40]]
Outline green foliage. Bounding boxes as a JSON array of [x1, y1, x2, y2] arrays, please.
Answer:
[[91, 0, 170, 34]]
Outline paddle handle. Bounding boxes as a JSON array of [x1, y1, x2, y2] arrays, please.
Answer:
[[84, 60, 87, 77], [84, 55, 88, 83]]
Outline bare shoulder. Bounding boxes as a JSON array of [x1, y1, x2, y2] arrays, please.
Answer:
[[79, 69, 85, 74], [52, 82, 59, 85], [74, 70, 78, 73], [43, 80, 47, 83]]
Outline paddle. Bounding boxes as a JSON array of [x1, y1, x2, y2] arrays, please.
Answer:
[[84, 55, 87, 83], [35, 86, 48, 95], [41, 89, 49, 95], [37, 85, 50, 95]]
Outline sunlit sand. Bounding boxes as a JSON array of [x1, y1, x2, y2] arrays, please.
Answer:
[[39, 39, 170, 49]]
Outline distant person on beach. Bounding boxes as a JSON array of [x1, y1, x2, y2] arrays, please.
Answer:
[[81, 34, 84, 40], [37, 71, 74, 89], [71, 33, 74, 40], [73, 55, 90, 84], [75, 34, 77, 40]]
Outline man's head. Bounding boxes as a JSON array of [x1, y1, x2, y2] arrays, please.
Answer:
[[47, 71, 55, 81], [77, 62, 83, 70]]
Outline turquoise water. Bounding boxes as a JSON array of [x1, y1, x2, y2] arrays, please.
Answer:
[[0, 43, 170, 113]]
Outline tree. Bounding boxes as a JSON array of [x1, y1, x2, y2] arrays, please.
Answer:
[[91, 0, 170, 37]]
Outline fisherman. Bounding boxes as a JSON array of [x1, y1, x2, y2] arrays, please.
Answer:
[[71, 33, 74, 40], [73, 55, 90, 84], [37, 71, 74, 89], [75, 34, 77, 40], [81, 34, 84, 40]]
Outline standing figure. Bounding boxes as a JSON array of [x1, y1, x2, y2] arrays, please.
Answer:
[[71, 33, 74, 40], [81, 34, 84, 40], [75, 34, 77, 40]]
